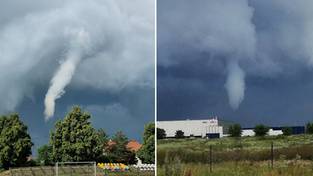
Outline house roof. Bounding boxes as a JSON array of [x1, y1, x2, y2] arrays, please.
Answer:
[[106, 139, 142, 152], [126, 140, 142, 152]]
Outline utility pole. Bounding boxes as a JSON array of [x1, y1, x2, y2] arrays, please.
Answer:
[[271, 141, 274, 169]]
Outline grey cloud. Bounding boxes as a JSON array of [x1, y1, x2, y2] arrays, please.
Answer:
[[158, 0, 313, 109], [0, 0, 154, 118]]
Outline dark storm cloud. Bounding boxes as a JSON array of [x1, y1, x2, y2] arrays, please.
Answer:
[[0, 0, 154, 152], [0, 0, 154, 115], [158, 0, 313, 126]]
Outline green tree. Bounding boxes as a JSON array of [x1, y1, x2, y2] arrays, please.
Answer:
[[106, 131, 136, 164], [306, 122, 313, 134], [0, 114, 33, 169], [138, 123, 155, 163], [37, 145, 52, 165], [143, 123, 155, 142], [253, 124, 269, 137], [95, 129, 109, 162], [175, 130, 184, 139], [228, 124, 242, 137], [157, 128, 166, 139], [282, 127, 292, 136], [49, 106, 103, 162], [97, 128, 109, 146]]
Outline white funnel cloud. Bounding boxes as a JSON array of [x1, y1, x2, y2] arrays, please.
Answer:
[[225, 60, 245, 109], [44, 29, 90, 120]]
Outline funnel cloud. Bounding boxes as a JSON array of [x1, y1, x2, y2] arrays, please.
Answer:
[[225, 61, 245, 110], [44, 29, 90, 119]]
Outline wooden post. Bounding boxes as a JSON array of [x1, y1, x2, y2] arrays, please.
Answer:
[[271, 141, 274, 169], [55, 162, 58, 176], [94, 162, 97, 176], [210, 145, 212, 172]]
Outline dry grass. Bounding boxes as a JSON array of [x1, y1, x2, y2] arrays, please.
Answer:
[[158, 135, 313, 164], [158, 160, 313, 176], [157, 134, 313, 175]]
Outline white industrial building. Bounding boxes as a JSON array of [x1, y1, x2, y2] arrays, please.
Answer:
[[157, 117, 223, 138], [241, 128, 283, 137]]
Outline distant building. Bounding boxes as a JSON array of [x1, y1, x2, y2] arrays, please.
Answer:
[[157, 117, 223, 138], [241, 126, 305, 137], [241, 128, 283, 136]]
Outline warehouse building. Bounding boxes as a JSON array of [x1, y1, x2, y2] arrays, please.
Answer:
[[241, 128, 283, 136], [241, 126, 305, 137], [157, 117, 223, 138]]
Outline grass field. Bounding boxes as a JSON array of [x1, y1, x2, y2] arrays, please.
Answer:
[[157, 160, 313, 176], [158, 134, 313, 151], [157, 134, 313, 175], [0, 166, 154, 176]]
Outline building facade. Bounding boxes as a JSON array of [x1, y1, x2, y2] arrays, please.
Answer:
[[157, 118, 223, 138], [241, 126, 305, 137], [241, 128, 283, 136]]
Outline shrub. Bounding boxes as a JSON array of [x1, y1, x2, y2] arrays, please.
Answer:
[[138, 123, 155, 164], [253, 124, 269, 137], [282, 127, 292, 136], [306, 122, 313, 134], [228, 124, 242, 137], [175, 130, 185, 139], [157, 128, 167, 139], [37, 145, 53, 165]]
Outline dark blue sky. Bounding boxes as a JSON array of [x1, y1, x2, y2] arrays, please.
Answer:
[[157, 0, 313, 127]]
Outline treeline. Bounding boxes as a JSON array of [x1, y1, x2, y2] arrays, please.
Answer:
[[228, 123, 313, 137], [0, 106, 155, 170]]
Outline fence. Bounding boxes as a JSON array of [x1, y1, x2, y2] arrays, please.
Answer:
[[158, 139, 313, 172], [5, 165, 154, 176]]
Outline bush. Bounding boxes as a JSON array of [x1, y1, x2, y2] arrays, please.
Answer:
[[282, 127, 292, 136], [157, 128, 166, 139], [37, 145, 53, 165], [138, 123, 155, 164], [228, 124, 242, 137], [306, 122, 313, 134], [253, 124, 269, 137], [175, 130, 185, 139]]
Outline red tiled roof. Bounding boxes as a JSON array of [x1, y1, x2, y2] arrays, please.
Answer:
[[126, 140, 142, 152], [106, 139, 142, 152]]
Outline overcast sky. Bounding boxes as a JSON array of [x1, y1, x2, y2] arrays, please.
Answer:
[[0, 0, 154, 154], [158, 0, 313, 127]]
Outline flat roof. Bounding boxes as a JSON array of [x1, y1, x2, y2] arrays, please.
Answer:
[[157, 118, 217, 122]]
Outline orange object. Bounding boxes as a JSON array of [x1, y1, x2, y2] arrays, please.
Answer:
[[126, 140, 142, 152]]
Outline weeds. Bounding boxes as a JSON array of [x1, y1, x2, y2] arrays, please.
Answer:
[[158, 135, 313, 175]]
